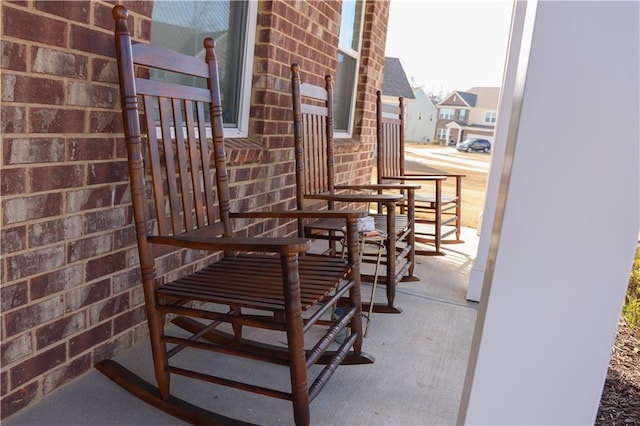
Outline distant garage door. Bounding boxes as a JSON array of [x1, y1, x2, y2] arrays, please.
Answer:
[[465, 133, 494, 144]]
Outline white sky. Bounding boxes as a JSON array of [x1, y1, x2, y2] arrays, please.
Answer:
[[385, 0, 514, 97]]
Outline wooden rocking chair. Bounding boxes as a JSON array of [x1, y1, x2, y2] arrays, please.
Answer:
[[290, 64, 421, 315], [377, 91, 465, 255], [97, 7, 374, 425]]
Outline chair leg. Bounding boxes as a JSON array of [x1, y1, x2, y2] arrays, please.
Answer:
[[145, 297, 171, 399], [230, 305, 243, 339], [455, 175, 462, 241], [385, 208, 397, 309], [406, 190, 416, 278], [434, 180, 442, 255], [289, 341, 311, 426], [281, 253, 311, 426], [344, 220, 364, 354], [365, 239, 384, 337]]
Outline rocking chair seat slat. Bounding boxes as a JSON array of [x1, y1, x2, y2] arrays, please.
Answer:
[[304, 218, 348, 233], [149, 234, 312, 254], [414, 193, 458, 205], [304, 192, 404, 204], [371, 214, 409, 236], [160, 255, 352, 312]]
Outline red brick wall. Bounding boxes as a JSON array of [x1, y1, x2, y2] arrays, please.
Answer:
[[0, 0, 389, 419], [252, 0, 389, 187], [1, 2, 154, 418]]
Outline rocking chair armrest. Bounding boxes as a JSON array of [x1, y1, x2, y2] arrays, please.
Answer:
[[230, 210, 366, 220], [335, 183, 421, 191], [397, 173, 466, 179], [304, 193, 403, 205], [148, 234, 312, 254], [381, 175, 448, 181]]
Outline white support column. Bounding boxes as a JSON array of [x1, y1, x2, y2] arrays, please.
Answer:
[[466, 0, 526, 302], [459, 1, 639, 424]]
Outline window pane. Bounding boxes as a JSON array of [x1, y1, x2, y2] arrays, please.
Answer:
[[439, 108, 454, 120], [339, 0, 362, 51], [335, 0, 363, 136], [334, 52, 357, 132], [151, 1, 248, 126]]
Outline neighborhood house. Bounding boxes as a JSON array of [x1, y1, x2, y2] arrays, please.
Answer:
[[434, 87, 499, 145]]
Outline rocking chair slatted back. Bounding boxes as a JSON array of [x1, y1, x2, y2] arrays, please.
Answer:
[[377, 99, 404, 180], [121, 43, 227, 241], [293, 73, 335, 203]]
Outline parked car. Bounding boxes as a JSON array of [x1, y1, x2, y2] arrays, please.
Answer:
[[456, 138, 491, 153]]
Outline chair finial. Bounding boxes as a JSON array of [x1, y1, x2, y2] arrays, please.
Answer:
[[112, 5, 128, 20]]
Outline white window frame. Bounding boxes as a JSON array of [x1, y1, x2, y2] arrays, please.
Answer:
[[485, 111, 497, 124], [439, 108, 455, 120], [150, 1, 257, 139], [436, 128, 448, 139], [231, 0, 257, 138], [458, 108, 467, 121], [334, 0, 365, 139]]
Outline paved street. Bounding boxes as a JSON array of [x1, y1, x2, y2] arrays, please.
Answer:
[[405, 145, 491, 173]]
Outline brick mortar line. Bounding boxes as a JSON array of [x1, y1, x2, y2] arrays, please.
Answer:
[[2, 247, 139, 291], [1, 39, 117, 73], [2, 231, 135, 263]]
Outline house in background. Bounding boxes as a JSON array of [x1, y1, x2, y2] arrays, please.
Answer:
[[382, 57, 438, 143], [405, 87, 438, 143], [381, 56, 415, 110], [434, 87, 500, 145]]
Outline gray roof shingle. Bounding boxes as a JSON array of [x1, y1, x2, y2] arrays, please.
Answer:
[[382, 57, 415, 99], [438, 90, 477, 107], [458, 91, 477, 107]]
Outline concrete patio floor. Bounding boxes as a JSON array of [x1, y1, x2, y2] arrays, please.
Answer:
[[5, 226, 480, 426]]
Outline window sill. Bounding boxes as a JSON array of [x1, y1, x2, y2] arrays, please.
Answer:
[[333, 137, 366, 153], [224, 138, 265, 166]]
